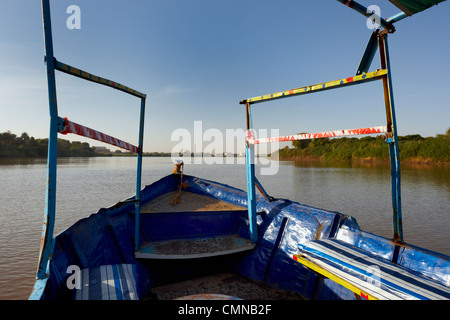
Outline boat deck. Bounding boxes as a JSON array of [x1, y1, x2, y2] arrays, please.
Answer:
[[136, 190, 253, 259], [145, 273, 303, 300], [140, 190, 245, 213], [135, 234, 255, 259]]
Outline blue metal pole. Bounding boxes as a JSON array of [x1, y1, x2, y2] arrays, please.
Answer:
[[245, 103, 258, 243], [386, 11, 408, 24], [380, 33, 403, 241], [37, 0, 59, 280], [246, 145, 258, 242], [134, 97, 146, 251]]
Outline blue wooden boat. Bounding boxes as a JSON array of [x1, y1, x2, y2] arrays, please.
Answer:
[[30, 1, 449, 300]]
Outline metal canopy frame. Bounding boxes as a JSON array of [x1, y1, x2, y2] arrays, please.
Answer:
[[36, 0, 147, 283], [240, 1, 409, 244]]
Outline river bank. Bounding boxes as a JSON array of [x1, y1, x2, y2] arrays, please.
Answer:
[[274, 155, 449, 167], [273, 130, 449, 166]]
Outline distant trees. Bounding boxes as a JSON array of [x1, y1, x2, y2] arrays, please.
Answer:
[[0, 131, 100, 157], [291, 133, 311, 150], [397, 131, 449, 161], [0, 131, 47, 157]]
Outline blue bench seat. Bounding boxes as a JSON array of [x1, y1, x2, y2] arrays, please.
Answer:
[[293, 239, 450, 300], [74, 264, 138, 300]]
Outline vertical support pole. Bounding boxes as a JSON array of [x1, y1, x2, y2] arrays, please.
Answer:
[[245, 103, 258, 242], [134, 97, 146, 251], [379, 32, 403, 241], [37, 0, 58, 280]]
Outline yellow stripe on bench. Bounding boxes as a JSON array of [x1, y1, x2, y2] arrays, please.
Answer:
[[293, 239, 450, 300], [293, 254, 378, 300]]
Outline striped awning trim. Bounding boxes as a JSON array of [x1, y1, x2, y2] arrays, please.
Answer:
[[59, 117, 139, 153], [247, 126, 387, 145]]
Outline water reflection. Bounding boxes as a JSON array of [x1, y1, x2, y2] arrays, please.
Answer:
[[0, 157, 47, 167]]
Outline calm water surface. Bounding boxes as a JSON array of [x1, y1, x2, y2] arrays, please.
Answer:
[[0, 157, 448, 299]]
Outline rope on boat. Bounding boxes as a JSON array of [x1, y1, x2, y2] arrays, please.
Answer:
[[171, 161, 184, 206]]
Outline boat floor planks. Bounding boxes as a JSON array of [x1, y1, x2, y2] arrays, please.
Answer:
[[135, 234, 255, 259], [141, 190, 245, 213], [136, 190, 253, 259], [145, 272, 303, 300]]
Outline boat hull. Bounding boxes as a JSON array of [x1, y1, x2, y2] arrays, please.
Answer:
[[30, 174, 450, 300]]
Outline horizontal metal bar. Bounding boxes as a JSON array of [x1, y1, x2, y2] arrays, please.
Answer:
[[240, 69, 387, 105], [58, 117, 139, 153], [53, 59, 146, 99], [247, 126, 387, 145], [386, 11, 409, 23]]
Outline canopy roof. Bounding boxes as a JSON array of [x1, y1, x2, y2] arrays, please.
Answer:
[[389, 0, 446, 15]]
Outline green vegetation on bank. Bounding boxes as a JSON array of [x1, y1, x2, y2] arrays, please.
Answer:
[[0, 131, 104, 157], [275, 129, 450, 164], [0, 131, 172, 158]]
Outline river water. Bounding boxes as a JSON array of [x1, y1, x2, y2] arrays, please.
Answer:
[[0, 157, 448, 299]]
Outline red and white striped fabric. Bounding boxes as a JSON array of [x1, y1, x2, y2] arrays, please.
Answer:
[[247, 126, 387, 145], [60, 118, 139, 153]]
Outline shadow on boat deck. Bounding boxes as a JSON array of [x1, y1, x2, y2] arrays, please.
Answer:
[[143, 272, 303, 300]]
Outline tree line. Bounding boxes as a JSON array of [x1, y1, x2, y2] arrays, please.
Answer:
[[0, 131, 103, 157], [0, 131, 171, 158], [275, 128, 450, 164]]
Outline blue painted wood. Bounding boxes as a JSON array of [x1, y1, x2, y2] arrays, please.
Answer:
[[38, 0, 58, 281], [246, 146, 258, 243], [37, 0, 148, 287], [381, 33, 403, 241], [134, 97, 146, 251], [245, 104, 258, 243], [356, 30, 379, 75]]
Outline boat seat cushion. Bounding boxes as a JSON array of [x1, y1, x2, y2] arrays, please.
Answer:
[[74, 264, 138, 300], [296, 239, 450, 300]]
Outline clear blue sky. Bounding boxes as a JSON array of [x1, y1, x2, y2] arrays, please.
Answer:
[[0, 0, 448, 153]]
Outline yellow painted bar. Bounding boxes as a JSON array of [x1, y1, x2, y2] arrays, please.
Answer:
[[54, 59, 146, 99], [293, 254, 379, 300], [241, 69, 387, 105]]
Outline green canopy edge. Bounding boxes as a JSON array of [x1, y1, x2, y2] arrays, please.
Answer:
[[388, 0, 446, 16]]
